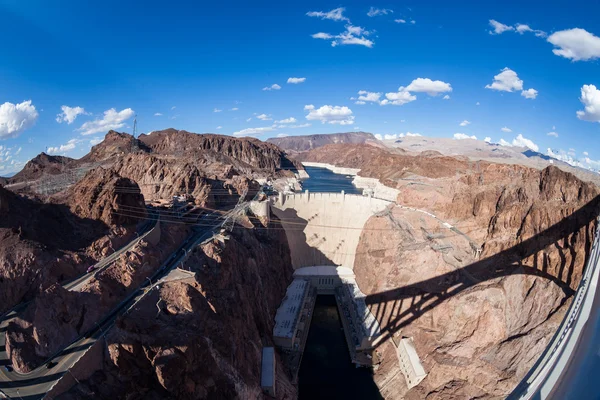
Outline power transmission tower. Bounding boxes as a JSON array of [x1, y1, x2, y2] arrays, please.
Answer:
[[131, 115, 139, 153]]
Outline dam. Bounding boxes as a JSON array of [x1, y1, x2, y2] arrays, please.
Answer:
[[267, 166, 427, 396]]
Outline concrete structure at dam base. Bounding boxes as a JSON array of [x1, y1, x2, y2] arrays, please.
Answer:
[[273, 266, 383, 379]]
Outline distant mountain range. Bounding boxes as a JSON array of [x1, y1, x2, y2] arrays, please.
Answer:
[[267, 131, 379, 153]]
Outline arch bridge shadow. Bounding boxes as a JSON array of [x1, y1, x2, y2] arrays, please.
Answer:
[[365, 195, 600, 347]]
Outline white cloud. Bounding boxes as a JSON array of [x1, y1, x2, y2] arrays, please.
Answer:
[[512, 133, 539, 151], [405, 78, 452, 96], [453, 133, 477, 140], [15, 147, 22, 155], [395, 19, 406, 24], [443, 95, 450, 100], [287, 123, 311, 128], [476, 101, 480, 106], [287, 77, 306, 84], [262, 84, 281, 91], [304, 104, 315, 111], [367, 7, 393, 17], [278, 117, 297, 124], [312, 32, 334, 39], [486, 68, 523, 92], [307, 7, 349, 22], [405, 132, 421, 137], [230, 107, 239, 111], [498, 139, 512, 147], [514, 23, 547, 38], [584, 151, 589, 156], [232, 126, 275, 137], [277, 133, 288, 138], [213, 108, 223, 112], [459, 120, 471, 127], [305, 105, 354, 125], [501, 127, 512, 133], [47, 138, 79, 154], [576, 84, 600, 122], [257, 114, 272, 121], [77, 107, 134, 136], [484, 137, 492, 143], [333, 26, 374, 47], [357, 90, 382, 103], [89, 137, 102, 146], [410, 20, 416, 24], [521, 88, 538, 99], [0, 100, 39, 139], [216, 126, 222, 130], [312, 25, 375, 48], [489, 19, 514, 35], [355, 100, 366, 105], [246, 117, 252, 122], [547, 28, 600, 61], [56, 105, 87, 124], [381, 89, 417, 106], [374, 134, 383, 140], [547, 131, 559, 137], [154, 112, 163, 116], [547, 148, 600, 172], [171, 106, 176, 110]]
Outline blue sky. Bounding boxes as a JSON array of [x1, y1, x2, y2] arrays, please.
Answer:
[[1, 0, 599, 175]]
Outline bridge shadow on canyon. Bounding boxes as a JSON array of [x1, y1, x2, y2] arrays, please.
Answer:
[[365, 194, 600, 347]]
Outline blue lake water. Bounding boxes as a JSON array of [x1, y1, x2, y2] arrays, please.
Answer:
[[300, 166, 363, 195]]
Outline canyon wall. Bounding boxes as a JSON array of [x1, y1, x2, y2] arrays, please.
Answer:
[[58, 213, 297, 399]]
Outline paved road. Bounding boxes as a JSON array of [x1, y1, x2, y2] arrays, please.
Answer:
[[0, 208, 231, 400], [0, 214, 160, 399]]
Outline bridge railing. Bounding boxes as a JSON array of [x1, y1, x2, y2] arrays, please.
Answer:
[[507, 218, 600, 399]]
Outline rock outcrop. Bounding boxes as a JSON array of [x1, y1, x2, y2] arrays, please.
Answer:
[[348, 152, 599, 398], [59, 214, 297, 399], [54, 167, 147, 227]]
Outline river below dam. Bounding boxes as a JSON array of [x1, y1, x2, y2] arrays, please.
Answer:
[[298, 296, 382, 399], [301, 166, 363, 195]]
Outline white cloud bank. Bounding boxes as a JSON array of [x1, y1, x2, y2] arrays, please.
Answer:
[[501, 126, 512, 132], [453, 133, 477, 140], [0, 100, 39, 139], [512, 133, 539, 151], [405, 78, 452, 96], [363, 78, 452, 106], [232, 126, 275, 137], [311, 25, 375, 48], [548, 28, 600, 61], [459, 120, 470, 127], [485, 68, 537, 99], [262, 84, 281, 91], [304, 104, 354, 125], [77, 108, 134, 136], [287, 77, 306, 84], [306, 7, 349, 22], [547, 131, 559, 137], [278, 117, 297, 124], [547, 148, 600, 173], [48, 138, 79, 154], [367, 7, 393, 17], [489, 20, 546, 37], [56, 105, 87, 124], [576, 84, 600, 122]]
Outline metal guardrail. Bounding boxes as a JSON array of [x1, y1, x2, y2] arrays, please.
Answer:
[[508, 218, 600, 399]]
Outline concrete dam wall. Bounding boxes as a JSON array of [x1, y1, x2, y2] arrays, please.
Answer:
[[270, 192, 391, 269]]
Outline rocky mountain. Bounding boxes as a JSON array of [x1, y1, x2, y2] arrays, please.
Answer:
[[58, 213, 297, 399], [267, 131, 379, 153], [53, 167, 147, 227], [0, 168, 150, 316], [9, 153, 77, 183]]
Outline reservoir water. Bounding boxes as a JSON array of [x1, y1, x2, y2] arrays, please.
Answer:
[[301, 166, 363, 195], [298, 296, 382, 399]]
